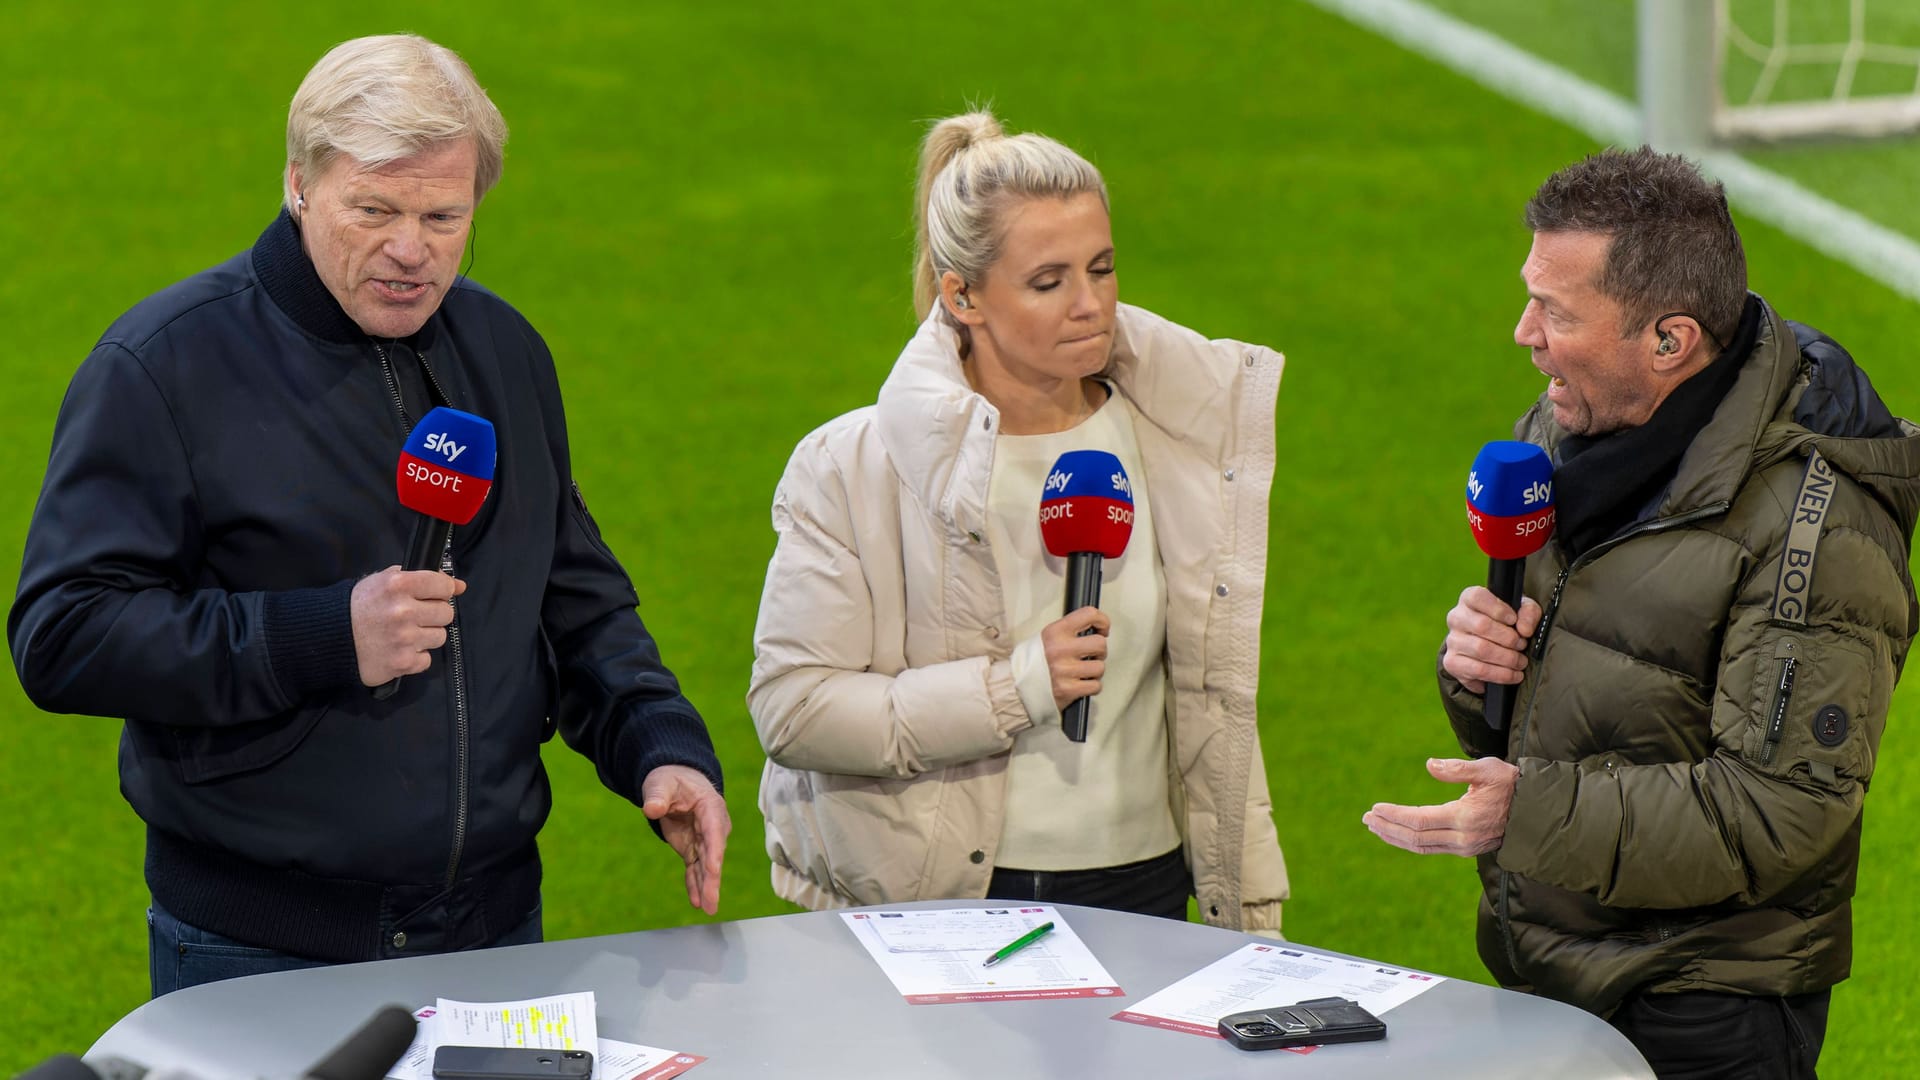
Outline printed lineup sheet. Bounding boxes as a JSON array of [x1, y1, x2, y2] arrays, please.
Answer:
[[432, 993, 599, 1051], [842, 905, 1123, 1005], [1111, 941, 1444, 1051], [387, 999, 706, 1080]]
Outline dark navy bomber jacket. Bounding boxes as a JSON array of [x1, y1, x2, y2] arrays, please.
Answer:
[[10, 212, 722, 963]]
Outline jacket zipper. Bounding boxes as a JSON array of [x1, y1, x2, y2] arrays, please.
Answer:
[[1761, 639, 1799, 766], [1529, 567, 1571, 662], [1498, 561, 1569, 979], [374, 344, 411, 430], [1497, 500, 1732, 978], [417, 349, 471, 889], [442, 541, 470, 887], [375, 343, 470, 888]]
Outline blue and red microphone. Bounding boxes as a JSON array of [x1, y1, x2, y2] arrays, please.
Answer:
[[375, 406, 497, 700], [1465, 440, 1555, 731], [1039, 450, 1135, 743], [397, 407, 497, 570]]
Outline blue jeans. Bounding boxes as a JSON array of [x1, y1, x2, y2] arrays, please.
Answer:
[[148, 899, 543, 997]]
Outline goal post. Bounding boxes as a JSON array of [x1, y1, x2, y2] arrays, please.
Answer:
[[1639, 0, 1720, 153]]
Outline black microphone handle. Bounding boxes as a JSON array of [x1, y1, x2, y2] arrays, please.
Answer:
[[1483, 556, 1527, 731], [1061, 552, 1103, 743], [302, 1004, 419, 1080], [373, 515, 455, 701], [404, 514, 454, 573]]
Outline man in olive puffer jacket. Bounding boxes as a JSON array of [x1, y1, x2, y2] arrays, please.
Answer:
[[1364, 147, 1919, 1079]]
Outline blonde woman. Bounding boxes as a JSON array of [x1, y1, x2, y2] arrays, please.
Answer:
[[749, 111, 1288, 932]]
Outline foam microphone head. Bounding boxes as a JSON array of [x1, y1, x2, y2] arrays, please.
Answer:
[[302, 1005, 419, 1080], [1039, 449, 1134, 558], [396, 407, 497, 525], [1466, 440, 1555, 560]]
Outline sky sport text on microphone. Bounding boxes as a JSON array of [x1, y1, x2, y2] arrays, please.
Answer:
[[1465, 440, 1555, 561], [397, 406, 497, 525], [1038, 448, 1135, 559]]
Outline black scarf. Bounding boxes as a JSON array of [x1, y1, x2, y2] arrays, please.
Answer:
[[1552, 296, 1762, 560]]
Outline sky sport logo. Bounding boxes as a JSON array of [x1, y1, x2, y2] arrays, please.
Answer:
[[1468, 468, 1550, 507], [397, 407, 497, 525], [1039, 450, 1135, 559], [1465, 442, 1555, 560]]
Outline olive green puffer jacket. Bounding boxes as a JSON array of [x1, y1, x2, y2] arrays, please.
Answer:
[[1440, 298, 1920, 1017]]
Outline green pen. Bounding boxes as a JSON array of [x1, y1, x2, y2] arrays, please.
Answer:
[[982, 921, 1056, 967]]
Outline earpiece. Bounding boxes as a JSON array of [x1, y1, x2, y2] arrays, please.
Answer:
[[1657, 335, 1677, 355], [954, 293, 970, 310]]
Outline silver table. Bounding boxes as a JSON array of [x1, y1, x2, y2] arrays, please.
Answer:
[[91, 901, 1652, 1079]]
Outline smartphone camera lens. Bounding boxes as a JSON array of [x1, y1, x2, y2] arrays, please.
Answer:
[[1237, 1021, 1280, 1037]]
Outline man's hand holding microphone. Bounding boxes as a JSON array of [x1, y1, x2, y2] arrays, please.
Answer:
[[351, 567, 467, 686], [1364, 441, 1555, 857]]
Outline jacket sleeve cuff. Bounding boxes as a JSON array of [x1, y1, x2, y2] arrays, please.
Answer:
[[1497, 749, 1620, 891], [1009, 634, 1056, 728], [615, 709, 724, 841], [1494, 757, 1582, 880], [1438, 645, 1507, 759], [985, 655, 1036, 740], [262, 580, 360, 702], [617, 708, 726, 799]]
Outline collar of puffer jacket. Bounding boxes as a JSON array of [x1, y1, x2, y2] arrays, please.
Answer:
[[872, 302, 1250, 514]]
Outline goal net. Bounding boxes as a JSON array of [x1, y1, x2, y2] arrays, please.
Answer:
[[1714, 0, 1920, 141]]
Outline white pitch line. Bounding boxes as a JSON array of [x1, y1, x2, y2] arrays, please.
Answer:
[[1301, 0, 1920, 302]]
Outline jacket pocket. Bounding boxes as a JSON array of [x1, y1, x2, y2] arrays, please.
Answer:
[[166, 707, 328, 784], [1746, 633, 1876, 785]]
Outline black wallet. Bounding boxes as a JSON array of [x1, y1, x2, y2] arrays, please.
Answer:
[[1218, 996, 1388, 1050]]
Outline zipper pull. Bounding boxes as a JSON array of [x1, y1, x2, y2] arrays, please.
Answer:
[[1761, 638, 1799, 766], [1531, 567, 1571, 660]]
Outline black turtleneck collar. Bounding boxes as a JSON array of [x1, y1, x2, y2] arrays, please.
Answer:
[[250, 210, 439, 351], [1551, 295, 1764, 559]]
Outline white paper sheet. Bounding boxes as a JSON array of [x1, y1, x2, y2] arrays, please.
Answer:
[[431, 992, 599, 1053], [841, 906, 1124, 1005], [385, 998, 704, 1080], [588, 1038, 706, 1080], [1111, 941, 1444, 1045]]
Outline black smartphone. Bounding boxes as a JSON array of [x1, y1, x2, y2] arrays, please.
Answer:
[[431, 1046, 594, 1080], [1217, 996, 1387, 1051]]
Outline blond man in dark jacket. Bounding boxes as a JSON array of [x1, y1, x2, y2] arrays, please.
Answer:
[[1365, 148, 1920, 1079]]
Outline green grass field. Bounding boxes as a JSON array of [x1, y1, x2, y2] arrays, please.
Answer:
[[3, 1, 1918, 1073]]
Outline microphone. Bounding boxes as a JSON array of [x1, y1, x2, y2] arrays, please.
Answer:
[[374, 406, 497, 700], [11, 1006, 415, 1080], [13, 1057, 107, 1080], [396, 406, 497, 570], [302, 1004, 419, 1080], [1038, 450, 1135, 743], [1464, 441, 1555, 731]]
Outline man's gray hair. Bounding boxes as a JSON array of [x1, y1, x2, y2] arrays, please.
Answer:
[[1524, 146, 1747, 344], [284, 34, 508, 212]]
